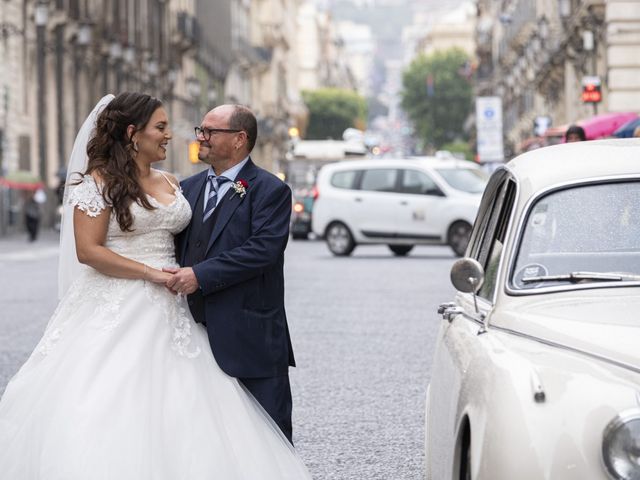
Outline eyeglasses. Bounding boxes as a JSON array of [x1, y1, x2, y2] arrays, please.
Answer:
[[194, 126, 242, 141]]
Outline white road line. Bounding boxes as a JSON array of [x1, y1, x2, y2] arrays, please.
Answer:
[[0, 247, 59, 262]]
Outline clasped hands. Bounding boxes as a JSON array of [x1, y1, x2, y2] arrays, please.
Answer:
[[162, 267, 199, 295]]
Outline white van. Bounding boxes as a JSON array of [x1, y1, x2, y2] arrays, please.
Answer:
[[311, 157, 488, 256]]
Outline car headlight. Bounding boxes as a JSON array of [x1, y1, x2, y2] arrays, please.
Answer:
[[603, 409, 640, 479]]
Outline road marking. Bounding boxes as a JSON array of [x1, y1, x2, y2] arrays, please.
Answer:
[[0, 247, 59, 262]]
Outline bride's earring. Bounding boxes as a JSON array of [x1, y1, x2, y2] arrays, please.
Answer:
[[133, 140, 139, 152]]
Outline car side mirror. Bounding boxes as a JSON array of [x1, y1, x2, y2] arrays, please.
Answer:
[[450, 258, 485, 293], [451, 257, 485, 315]]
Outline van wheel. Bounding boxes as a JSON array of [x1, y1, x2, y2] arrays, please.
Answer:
[[448, 221, 472, 257], [388, 245, 414, 256], [326, 222, 355, 256]]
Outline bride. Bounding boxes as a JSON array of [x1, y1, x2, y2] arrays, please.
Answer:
[[0, 93, 312, 479]]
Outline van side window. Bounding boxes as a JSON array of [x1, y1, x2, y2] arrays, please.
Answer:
[[360, 169, 398, 192], [400, 169, 444, 196], [330, 170, 357, 189]]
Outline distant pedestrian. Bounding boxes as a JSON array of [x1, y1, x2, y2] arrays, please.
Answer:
[[23, 191, 42, 242], [565, 125, 587, 143]]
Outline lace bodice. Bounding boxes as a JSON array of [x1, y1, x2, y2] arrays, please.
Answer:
[[68, 175, 191, 268], [60, 174, 198, 358]]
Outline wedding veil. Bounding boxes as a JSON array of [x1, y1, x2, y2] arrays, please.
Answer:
[[58, 94, 114, 299]]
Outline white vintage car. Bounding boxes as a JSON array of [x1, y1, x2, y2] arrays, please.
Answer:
[[426, 138, 640, 480]]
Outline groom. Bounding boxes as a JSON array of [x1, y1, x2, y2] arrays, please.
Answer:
[[166, 104, 296, 442]]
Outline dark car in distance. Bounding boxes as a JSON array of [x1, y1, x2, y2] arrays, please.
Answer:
[[290, 187, 317, 240]]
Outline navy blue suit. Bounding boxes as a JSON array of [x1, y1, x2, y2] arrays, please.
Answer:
[[175, 158, 295, 441]]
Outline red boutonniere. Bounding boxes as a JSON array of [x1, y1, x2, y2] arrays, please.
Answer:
[[231, 179, 248, 198]]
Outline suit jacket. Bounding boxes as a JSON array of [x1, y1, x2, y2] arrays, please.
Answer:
[[175, 158, 295, 378]]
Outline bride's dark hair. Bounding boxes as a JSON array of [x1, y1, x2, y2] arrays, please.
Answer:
[[85, 92, 162, 232]]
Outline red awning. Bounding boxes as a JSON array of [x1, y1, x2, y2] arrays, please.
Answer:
[[0, 177, 44, 191]]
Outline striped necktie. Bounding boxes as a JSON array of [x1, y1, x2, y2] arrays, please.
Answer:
[[203, 176, 230, 222]]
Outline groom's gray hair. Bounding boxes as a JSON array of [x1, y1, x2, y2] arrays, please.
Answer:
[[229, 105, 258, 153]]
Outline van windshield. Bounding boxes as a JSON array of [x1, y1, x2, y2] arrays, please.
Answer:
[[436, 168, 488, 194]]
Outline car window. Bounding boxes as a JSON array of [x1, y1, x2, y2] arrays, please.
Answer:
[[511, 181, 640, 290], [435, 168, 489, 194], [330, 170, 357, 189], [465, 171, 516, 301], [477, 180, 516, 300], [400, 169, 443, 196], [360, 169, 398, 192]]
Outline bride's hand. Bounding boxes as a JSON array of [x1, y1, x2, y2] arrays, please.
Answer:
[[145, 266, 173, 284]]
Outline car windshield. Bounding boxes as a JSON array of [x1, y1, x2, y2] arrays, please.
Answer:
[[435, 168, 488, 194], [512, 181, 640, 290]]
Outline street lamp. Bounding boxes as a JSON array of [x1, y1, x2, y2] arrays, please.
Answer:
[[78, 22, 91, 46], [207, 87, 218, 106], [164, 66, 179, 173], [109, 41, 122, 60], [167, 66, 179, 86], [538, 16, 549, 41], [558, 0, 571, 19], [73, 20, 92, 132], [146, 59, 159, 76], [186, 77, 201, 124], [35, 0, 48, 183], [123, 45, 135, 64], [110, 41, 123, 91], [186, 77, 201, 98]]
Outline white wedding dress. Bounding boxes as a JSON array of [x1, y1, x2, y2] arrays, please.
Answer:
[[0, 176, 311, 479]]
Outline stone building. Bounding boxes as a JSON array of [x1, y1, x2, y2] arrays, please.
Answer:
[[474, 0, 639, 157], [0, 0, 326, 234]]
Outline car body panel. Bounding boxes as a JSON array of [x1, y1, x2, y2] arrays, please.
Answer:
[[352, 189, 404, 239], [426, 138, 640, 480]]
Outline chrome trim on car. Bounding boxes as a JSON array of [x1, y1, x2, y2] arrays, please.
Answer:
[[489, 324, 640, 375], [505, 174, 640, 297]]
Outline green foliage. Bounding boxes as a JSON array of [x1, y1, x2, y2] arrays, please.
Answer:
[[401, 48, 473, 150], [302, 88, 368, 140], [439, 141, 474, 161]]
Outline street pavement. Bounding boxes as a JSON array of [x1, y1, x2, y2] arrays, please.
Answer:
[[0, 231, 458, 479]]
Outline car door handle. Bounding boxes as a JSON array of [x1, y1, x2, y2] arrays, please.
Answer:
[[354, 197, 363, 202], [437, 302, 463, 322], [400, 201, 408, 205]]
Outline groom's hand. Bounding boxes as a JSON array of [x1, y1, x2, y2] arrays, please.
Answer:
[[163, 267, 199, 295], [162, 267, 180, 294]]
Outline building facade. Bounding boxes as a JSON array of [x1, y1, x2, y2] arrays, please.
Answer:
[[474, 0, 640, 157], [0, 0, 339, 234], [250, 0, 305, 175], [417, 0, 476, 58]]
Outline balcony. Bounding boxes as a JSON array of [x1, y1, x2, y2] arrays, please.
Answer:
[[500, 0, 537, 52], [173, 11, 199, 51], [260, 22, 288, 49]]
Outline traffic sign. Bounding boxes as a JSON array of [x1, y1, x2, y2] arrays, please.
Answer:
[[581, 76, 602, 103]]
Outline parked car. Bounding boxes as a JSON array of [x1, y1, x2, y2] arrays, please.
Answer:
[[426, 138, 640, 480], [290, 187, 317, 240], [311, 157, 488, 256]]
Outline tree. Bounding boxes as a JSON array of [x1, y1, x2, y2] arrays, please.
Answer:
[[301, 88, 368, 140], [401, 48, 473, 150]]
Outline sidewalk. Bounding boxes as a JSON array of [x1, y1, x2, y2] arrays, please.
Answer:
[[0, 228, 60, 261]]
